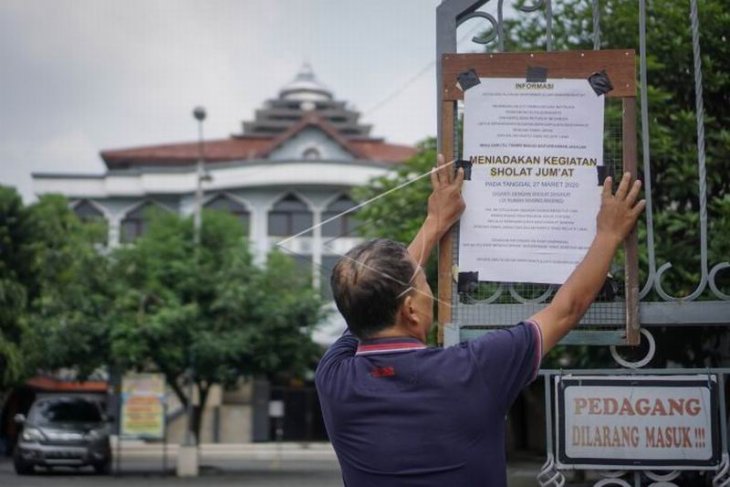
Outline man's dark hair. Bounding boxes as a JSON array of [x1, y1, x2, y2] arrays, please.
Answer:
[[330, 238, 416, 339]]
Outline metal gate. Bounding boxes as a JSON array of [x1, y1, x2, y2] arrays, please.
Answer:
[[436, 1, 730, 485]]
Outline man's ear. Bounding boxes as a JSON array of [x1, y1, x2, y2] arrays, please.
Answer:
[[398, 296, 417, 325], [399, 295, 418, 326]]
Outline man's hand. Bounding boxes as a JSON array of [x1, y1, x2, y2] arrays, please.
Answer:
[[530, 172, 645, 353], [408, 154, 465, 267], [596, 172, 646, 246], [426, 154, 466, 238]]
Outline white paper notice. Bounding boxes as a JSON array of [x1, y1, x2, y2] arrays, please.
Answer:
[[459, 78, 605, 284]]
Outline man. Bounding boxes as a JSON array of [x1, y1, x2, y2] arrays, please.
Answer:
[[316, 155, 645, 486]]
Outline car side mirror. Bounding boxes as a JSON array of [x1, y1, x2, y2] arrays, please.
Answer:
[[13, 414, 26, 424]]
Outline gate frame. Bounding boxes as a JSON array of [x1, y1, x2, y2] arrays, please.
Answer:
[[438, 49, 640, 347], [435, 1, 730, 485]]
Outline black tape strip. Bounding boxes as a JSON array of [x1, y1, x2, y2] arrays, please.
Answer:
[[588, 70, 614, 96], [596, 165, 613, 186], [457, 271, 479, 294], [457, 69, 480, 92], [597, 274, 618, 301], [526, 66, 548, 83], [455, 159, 473, 181], [597, 165, 608, 186]]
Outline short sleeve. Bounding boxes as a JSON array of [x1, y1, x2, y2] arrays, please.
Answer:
[[467, 321, 543, 412], [314, 329, 358, 394]]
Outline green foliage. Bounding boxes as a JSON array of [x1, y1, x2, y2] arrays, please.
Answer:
[[109, 210, 323, 381], [212, 250, 323, 380], [107, 210, 324, 438], [354, 138, 436, 243], [0, 189, 111, 389], [26, 195, 112, 377], [352, 139, 443, 344], [0, 191, 325, 431], [505, 0, 730, 298], [0, 187, 33, 389], [353, 138, 438, 280], [502, 0, 730, 366], [352, 1, 729, 365]]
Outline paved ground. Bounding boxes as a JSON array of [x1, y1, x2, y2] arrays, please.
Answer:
[[0, 442, 547, 486]]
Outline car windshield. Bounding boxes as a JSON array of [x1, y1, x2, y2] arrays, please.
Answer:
[[29, 398, 102, 424]]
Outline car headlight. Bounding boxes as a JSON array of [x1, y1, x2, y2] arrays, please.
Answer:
[[21, 427, 44, 442], [85, 429, 104, 441]]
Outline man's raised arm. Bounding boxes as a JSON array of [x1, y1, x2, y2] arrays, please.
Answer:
[[531, 172, 646, 352], [408, 154, 465, 265]]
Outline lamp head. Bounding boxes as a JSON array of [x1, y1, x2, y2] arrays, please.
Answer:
[[193, 106, 206, 122]]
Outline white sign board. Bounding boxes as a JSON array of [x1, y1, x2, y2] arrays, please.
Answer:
[[269, 400, 285, 418], [556, 375, 720, 469], [459, 78, 605, 284]]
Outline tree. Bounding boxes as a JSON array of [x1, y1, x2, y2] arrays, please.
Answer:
[[0, 187, 33, 392], [25, 195, 112, 378], [0, 188, 109, 399], [352, 139, 442, 342], [354, 138, 438, 274], [502, 0, 730, 366], [108, 210, 324, 441], [503, 0, 729, 296], [0, 190, 324, 442], [353, 0, 729, 366]]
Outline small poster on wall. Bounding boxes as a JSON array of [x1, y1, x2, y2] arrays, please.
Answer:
[[121, 373, 166, 439]]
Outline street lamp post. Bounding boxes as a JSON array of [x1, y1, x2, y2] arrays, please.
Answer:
[[193, 106, 206, 247], [187, 106, 206, 446], [178, 106, 206, 477]]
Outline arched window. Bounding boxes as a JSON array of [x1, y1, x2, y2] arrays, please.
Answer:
[[73, 200, 104, 223], [73, 200, 108, 244], [302, 147, 321, 160], [120, 202, 163, 243], [322, 195, 357, 237], [268, 194, 313, 237], [205, 194, 250, 233]]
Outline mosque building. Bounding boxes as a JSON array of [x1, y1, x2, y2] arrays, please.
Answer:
[[33, 63, 415, 336], [27, 65, 417, 443]]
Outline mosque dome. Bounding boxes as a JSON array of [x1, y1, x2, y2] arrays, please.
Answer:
[[279, 63, 333, 102], [236, 63, 373, 138]]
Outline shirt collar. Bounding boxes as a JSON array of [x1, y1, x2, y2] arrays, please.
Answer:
[[355, 336, 427, 356]]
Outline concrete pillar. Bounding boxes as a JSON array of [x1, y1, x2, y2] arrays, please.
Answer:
[[312, 207, 322, 289], [108, 216, 121, 248], [254, 203, 269, 266], [176, 445, 198, 477]]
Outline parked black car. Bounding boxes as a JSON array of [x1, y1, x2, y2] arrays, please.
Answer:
[[13, 394, 111, 475]]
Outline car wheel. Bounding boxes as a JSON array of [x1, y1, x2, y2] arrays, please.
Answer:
[[93, 459, 111, 475], [13, 455, 35, 475]]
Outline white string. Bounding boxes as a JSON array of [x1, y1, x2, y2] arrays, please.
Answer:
[[274, 160, 458, 308], [276, 159, 455, 249]]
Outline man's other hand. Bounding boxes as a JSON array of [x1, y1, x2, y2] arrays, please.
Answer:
[[531, 171, 645, 353], [597, 172, 646, 246], [407, 154, 465, 267], [427, 154, 466, 239]]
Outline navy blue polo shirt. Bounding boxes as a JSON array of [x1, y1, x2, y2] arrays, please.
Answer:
[[315, 321, 542, 487]]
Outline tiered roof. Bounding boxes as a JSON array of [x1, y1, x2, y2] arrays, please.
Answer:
[[101, 64, 415, 169]]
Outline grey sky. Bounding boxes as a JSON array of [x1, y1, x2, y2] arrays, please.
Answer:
[[0, 0, 494, 201]]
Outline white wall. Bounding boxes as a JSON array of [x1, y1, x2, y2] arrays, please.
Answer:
[[267, 127, 354, 161]]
